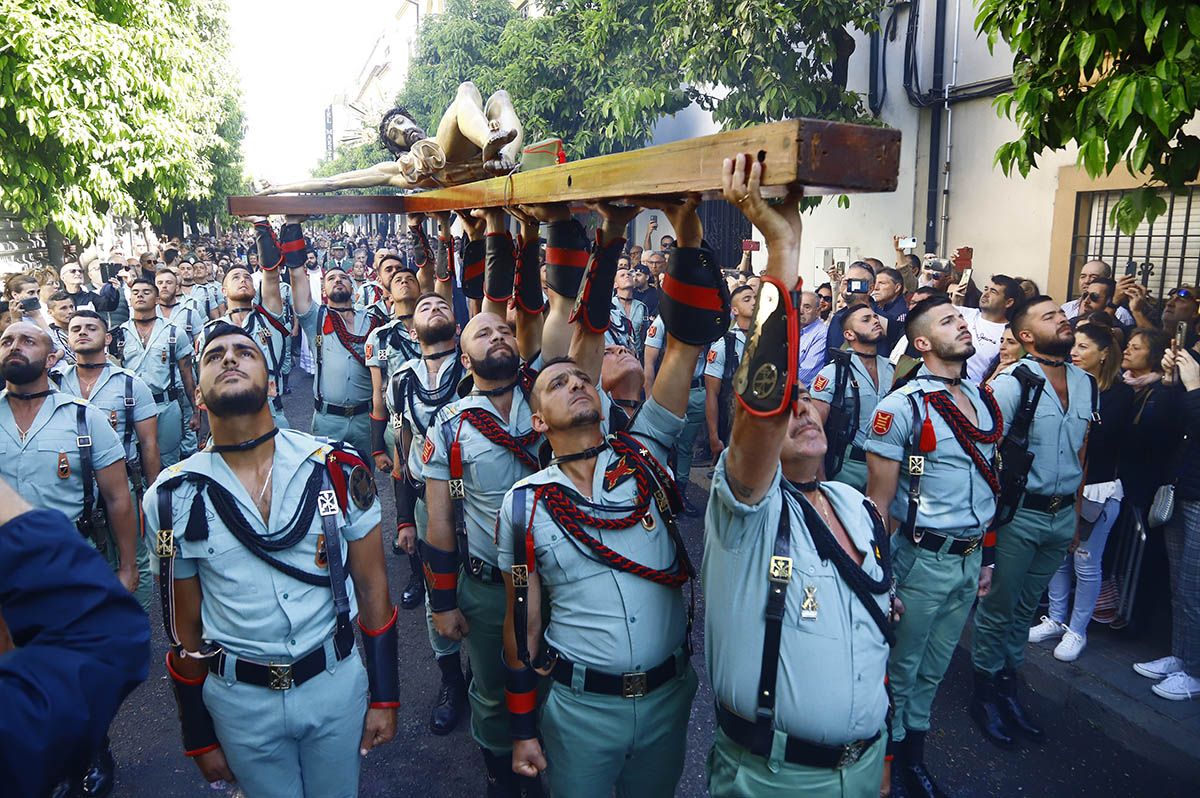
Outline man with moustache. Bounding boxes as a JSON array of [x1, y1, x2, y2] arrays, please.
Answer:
[[795, 290, 829, 387], [704, 283, 756, 458], [866, 295, 1001, 797], [496, 194, 722, 798], [144, 322, 397, 797], [970, 296, 1095, 748], [58, 310, 161, 611], [703, 157, 892, 797], [195, 221, 293, 431], [0, 321, 140, 798], [115, 279, 199, 467], [811, 303, 895, 491], [288, 220, 384, 459]]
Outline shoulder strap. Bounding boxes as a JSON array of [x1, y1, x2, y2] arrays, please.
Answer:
[[510, 487, 533, 667], [1007, 363, 1046, 446], [76, 403, 97, 533], [746, 493, 793, 756], [123, 372, 135, 450], [900, 390, 925, 537]]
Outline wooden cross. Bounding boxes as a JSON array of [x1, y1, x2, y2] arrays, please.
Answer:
[[228, 118, 900, 217]]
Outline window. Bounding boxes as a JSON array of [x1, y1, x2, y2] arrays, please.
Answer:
[[1068, 186, 1200, 299]]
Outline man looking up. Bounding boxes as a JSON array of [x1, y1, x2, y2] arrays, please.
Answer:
[[952, 274, 1021, 382], [704, 283, 755, 459]]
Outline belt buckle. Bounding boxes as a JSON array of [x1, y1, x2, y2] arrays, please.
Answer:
[[469, 557, 484, 578], [622, 671, 647, 698], [912, 528, 925, 544], [268, 662, 294, 690], [77, 435, 93, 448], [1047, 495, 1064, 513], [836, 738, 867, 769], [963, 537, 980, 555]]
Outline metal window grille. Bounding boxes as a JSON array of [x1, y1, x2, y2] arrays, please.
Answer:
[[1068, 186, 1200, 300]]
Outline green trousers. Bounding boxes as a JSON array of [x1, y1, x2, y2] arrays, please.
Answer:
[[414, 497, 461, 658], [707, 726, 885, 798], [972, 506, 1075, 674], [831, 450, 867, 492], [673, 386, 706, 490], [458, 571, 509, 756], [887, 535, 980, 741], [541, 659, 697, 798]]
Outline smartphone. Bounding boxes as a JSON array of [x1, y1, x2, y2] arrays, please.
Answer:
[[1124, 260, 1137, 278], [100, 262, 121, 282], [742, 240, 761, 252], [1176, 321, 1189, 350], [899, 236, 917, 250], [649, 215, 658, 226], [0, 300, 8, 314], [846, 278, 870, 295], [958, 267, 973, 287], [19, 297, 40, 312]]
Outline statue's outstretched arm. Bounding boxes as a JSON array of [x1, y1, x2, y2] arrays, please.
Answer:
[[258, 161, 401, 194]]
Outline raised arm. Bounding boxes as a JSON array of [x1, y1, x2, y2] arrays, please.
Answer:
[[258, 161, 401, 195], [722, 154, 805, 504], [524, 203, 586, 363]]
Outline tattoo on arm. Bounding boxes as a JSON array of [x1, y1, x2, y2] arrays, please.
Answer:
[[726, 471, 755, 501]]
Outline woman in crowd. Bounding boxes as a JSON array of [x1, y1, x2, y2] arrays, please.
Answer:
[[1032, 323, 1134, 660], [1120, 329, 1182, 515], [1017, 278, 1040, 299], [984, 324, 1025, 384]]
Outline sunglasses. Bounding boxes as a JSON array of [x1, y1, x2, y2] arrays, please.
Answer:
[[1084, 292, 1105, 303], [1170, 288, 1196, 300]]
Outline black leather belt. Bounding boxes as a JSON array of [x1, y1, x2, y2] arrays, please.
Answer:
[[314, 399, 371, 417], [550, 650, 686, 698], [208, 633, 355, 690], [152, 388, 181, 404], [904, 527, 981, 556], [1022, 493, 1075, 515], [690, 376, 704, 389], [848, 445, 867, 462], [716, 703, 879, 770], [465, 556, 503, 584]]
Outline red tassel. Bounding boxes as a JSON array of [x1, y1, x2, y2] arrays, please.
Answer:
[[919, 397, 937, 452], [322, 313, 334, 335], [449, 441, 463, 479]]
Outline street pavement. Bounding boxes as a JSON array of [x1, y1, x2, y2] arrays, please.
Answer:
[[107, 370, 1199, 797]]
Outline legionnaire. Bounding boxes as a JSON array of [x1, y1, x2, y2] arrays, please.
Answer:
[[644, 315, 707, 516], [970, 295, 1094, 747], [812, 303, 895, 491], [194, 221, 294, 431], [701, 157, 892, 798], [144, 322, 398, 797], [289, 221, 385, 458], [351, 251, 386, 310], [116, 279, 199, 469], [498, 194, 722, 798], [156, 267, 206, 457], [60, 310, 162, 611], [865, 295, 1001, 797], [607, 261, 648, 358], [190, 259, 225, 320], [0, 321, 141, 798], [704, 283, 755, 460], [178, 259, 220, 321]]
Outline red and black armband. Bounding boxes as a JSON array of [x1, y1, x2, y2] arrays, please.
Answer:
[[568, 233, 625, 333], [393, 472, 418, 531], [279, 222, 307, 272], [484, 231, 517, 304], [358, 606, 400, 708], [418, 539, 459, 611], [254, 220, 284, 272], [543, 219, 590, 300], [370, 413, 388, 458], [513, 234, 545, 314], [436, 236, 455, 282], [982, 528, 997, 568], [658, 243, 731, 346], [461, 237, 486, 300], [504, 656, 540, 740], [733, 276, 800, 418], [411, 225, 434, 272], [166, 653, 220, 758]]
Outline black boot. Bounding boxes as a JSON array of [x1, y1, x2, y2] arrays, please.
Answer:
[[78, 738, 115, 798], [898, 732, 949, 798], [886, 739, 909, 798], [996, 668, 1045, 741], [430, 652, 468, 735], [402, 551, 425, 610], [969, 670, 1016, 748], [481, 747, 515, 798]]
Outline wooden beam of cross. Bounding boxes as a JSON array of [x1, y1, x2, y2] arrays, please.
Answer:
[[227, 118, 900, 217]]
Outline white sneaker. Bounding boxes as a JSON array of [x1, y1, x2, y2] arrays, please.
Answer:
[[1054, 630, 1086, 662], [1133, 655, 1184, 680], [1151, 672, 1200, 701], [1028, 616, 1064, 643]]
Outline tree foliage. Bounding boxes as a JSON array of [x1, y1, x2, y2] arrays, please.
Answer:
[[0, 0, 244, 241], [978, 0, 1200, 233]]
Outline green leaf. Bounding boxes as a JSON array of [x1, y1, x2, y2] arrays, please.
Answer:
[[1188, 6, 1200, 38], [1077, 32, 1096, 68], [1114, 79, 1138, 126]]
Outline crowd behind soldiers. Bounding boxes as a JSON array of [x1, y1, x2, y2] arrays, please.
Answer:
[[1, 155, 1199, 798]]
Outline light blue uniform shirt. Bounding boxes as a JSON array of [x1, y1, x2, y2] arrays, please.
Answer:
[[366, 318, 421, 386], [194, 310, 291, 430], [989, 358, 1093, 497], [497, 398, 687, 674], [645, 317, 706, 382], [353, 281, 385, 311], [811, 352, 895, 448], [0, 391, 124, 522], [57, 364, 156, 463], [606, 296, 648, 357], [704, 462, 889, 744], [390, 355, 462, 483], [143, 429, 381, 662], [116, 317, 188, 404], [865, 367, 1000, 534], [703, 327, 747, 381], [298, 305, 375, 408]]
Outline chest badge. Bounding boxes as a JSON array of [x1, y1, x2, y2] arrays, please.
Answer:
[[349, 465, 376, 510], [365, 343, 374, 359], [258, 329, 271, 346], [812, 374, 829, 392], [160, 347, 168, 364], [315, 534, 328, 569], [801, 584, 819, 620], [604, 456, 636, 491], [108, 410, 119, 430], [57, 452, 71, 479], [421, 437, 435, 464]]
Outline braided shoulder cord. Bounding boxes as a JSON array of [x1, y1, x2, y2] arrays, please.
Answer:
[[925, 388, 1003, 493], [459, 408, 540, 471], [325, 308, 380, 366]]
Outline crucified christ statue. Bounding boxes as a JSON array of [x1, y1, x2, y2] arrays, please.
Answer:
[[259, 82, 523, 194]]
